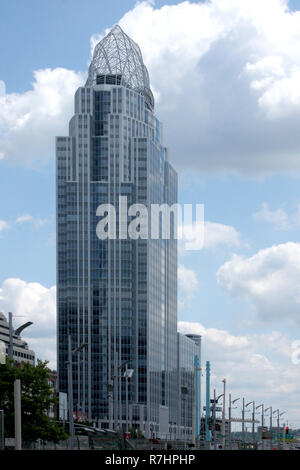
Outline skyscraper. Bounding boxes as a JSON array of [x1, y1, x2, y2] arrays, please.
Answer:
[[56, 25, 195, 438]]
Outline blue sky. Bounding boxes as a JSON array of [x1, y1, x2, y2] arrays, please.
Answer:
[[1, 0, 300, 427]]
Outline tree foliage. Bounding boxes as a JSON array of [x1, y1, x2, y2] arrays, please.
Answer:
[[0, 359, 68, 445]]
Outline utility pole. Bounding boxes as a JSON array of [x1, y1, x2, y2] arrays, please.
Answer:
[[221, 379, 226, 449]]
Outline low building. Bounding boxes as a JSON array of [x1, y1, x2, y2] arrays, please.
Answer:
[[0, 312, 35, 365]]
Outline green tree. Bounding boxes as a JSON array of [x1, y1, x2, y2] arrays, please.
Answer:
[[0, 358, 68, 445]]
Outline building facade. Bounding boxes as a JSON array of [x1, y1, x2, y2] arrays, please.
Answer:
[[56, 26, 179, 436], [177, 333, 201, 441]]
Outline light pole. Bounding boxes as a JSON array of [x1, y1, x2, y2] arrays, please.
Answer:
[[242, 398, 245, 444], [213, 391, 223, 450], [67, 335, 88, 450], [279, 412, 286, 449], [124, 365, 134, 433], [256, 404, 264, 450], [213, 389, 217, 450], [205, 361, 210, 446], [265, 407, 272, 450], [181, 386, 188, 449], [228, 395, 240, 450], [109, 359, 132, 431], [273, 409, 285, 448], [8, 312, 33, 451], [221, 379, 226, 450], [245, 401, 255, 443]]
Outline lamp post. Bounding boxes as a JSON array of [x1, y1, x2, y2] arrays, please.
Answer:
[[67, 335, 88, 450], [213, 389, 217, 450], [245, 401, 255, 444], [124, 365, 134, 433], [256, 404, 265, 450], [205, 361, 210, 446], [213, 391, 223, 450], [242, 398, 245, 444], [221, 379, 226, 449], [279, 412, 286, 449], [228, 395, 240, 450], [264, 407, 272, 450], [7, 312, 33, 451], [108, 359, 132, 431], [273, 409, 285, 448], [181, 386, 188, 449]]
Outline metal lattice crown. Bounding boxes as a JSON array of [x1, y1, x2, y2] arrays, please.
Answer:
[[86, 25, 154, 111]]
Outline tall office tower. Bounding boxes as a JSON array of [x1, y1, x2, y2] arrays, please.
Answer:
[[56, 26, 178, 436]]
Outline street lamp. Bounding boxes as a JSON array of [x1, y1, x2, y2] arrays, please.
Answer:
[[108, 359, 133, 431], [256, 403, 265, 450], [245, 401, 255, 443], [124, 366, 134, 433], [212, 390, 223, 450], [265, 406, 273, 450], [67, 335, 88, 450], [228, 396, 240, 450], [181, 386, 188, 449], [7, 312, 33, 451], [221, 379, 226, 450]]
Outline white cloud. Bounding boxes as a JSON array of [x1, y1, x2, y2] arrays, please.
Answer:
[[178, 320, 300, 426], [0, 220, 9, 235], [178, 264, 199, 295], [0, 278, 56, 368], [0, 80, 5, 97], [217, 242, 300, 324], [2, 1, 300, 173], [109, 0, 300, 175], [253, 202, 290, 230], [0, 214, 49, 237], [15, 214, 48, 228], [0, 68, 84, 166], [178, 264, 199, 310], [180, 220, 242, 251]]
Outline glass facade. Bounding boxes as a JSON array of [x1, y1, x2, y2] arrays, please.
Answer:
[[177, 333, 201, 440], [56, 25, 201, 438], [56, 26, 179, 435]]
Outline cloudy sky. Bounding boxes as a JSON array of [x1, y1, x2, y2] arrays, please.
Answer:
[[1, 0, 300, 428]]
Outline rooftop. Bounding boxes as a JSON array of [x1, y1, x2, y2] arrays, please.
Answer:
[[86, 25, 154, 111]]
